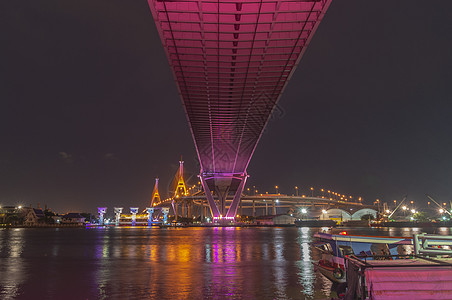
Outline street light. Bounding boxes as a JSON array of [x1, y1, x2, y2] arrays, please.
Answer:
[[402, 206, 407, 210], [275, 185, 279, 194], [411, 209, 416, 214], [295, 186, 299, 196], [301, 208, 307, 214], [439, 208, 444, 214]]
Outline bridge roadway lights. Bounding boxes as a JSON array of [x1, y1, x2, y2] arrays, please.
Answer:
[[199, 173, 248, 219], [98, 207, 107, 225]]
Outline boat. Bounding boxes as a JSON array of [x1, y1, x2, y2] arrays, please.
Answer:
[[295, 219, 337, 227], [312, 231, 412, 284], [374, 220, 452, 227], [344, 234, 452, 299], [345, 255, 452, 299]]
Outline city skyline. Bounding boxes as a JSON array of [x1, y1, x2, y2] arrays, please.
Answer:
[[2, 0, 452, 212]]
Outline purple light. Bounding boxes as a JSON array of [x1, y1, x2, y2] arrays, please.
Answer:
[[213, 216, 235, 220]]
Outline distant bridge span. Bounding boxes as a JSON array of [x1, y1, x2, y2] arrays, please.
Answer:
[[158, 193, 377, 219], [149, 0, 333, 219]]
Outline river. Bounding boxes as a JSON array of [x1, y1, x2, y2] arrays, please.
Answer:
[[0, 226, 450, 299]]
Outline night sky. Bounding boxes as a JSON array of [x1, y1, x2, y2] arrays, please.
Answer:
[[1, 1, 452, 213]]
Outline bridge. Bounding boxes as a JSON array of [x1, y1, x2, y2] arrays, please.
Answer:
[[146, 159, 377, 222], [148, 0, 333, 220]]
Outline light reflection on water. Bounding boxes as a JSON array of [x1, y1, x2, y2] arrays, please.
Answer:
[[0, 226, 450, 299], [0, 229, 26, 300]]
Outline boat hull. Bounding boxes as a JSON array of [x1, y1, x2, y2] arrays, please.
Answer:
[[295, 220, 336, 227], [314, 262, 346, 284]]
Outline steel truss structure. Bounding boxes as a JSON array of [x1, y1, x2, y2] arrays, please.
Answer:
[[148, 0, 332, 219]]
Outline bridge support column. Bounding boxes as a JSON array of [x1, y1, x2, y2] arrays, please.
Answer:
[[173, 202, 178, 221], [130, 207, 138, 226], [146, 208, 154, 226], [240, 199, 243, 216], [252, 199, 255, 217], [199, 173, 248, 221], [200, 198, 204, 222], [114, 207, 122, 226], [98, 207, 107, 225], [226, 176, 247, 219], [273, 200, 276, 215]]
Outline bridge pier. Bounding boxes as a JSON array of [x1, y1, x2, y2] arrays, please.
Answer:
[[240, 199, 243, 216], [199, 173, 248, 221], [252, 199, 255, 217], [272, 200, 276, 215], [200, 198, 204, 221]]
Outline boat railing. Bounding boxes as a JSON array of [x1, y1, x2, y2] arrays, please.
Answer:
[[413, 233, 452, 256]]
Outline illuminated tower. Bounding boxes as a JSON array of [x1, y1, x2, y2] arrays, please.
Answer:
[[150, 178, 161, 207], [130, 207, 139, 226], [162, 207, 169, 224], [114, 207, 123, 226], [146, 207, 154, 225], [98, 207, 107, 225], [175, 160, 188, 198]]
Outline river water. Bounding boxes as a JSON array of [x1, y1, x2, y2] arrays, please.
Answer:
[[0, 226, 450, 299]]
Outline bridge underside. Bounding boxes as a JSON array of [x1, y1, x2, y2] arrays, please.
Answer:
[[149, 0, 332, 219]]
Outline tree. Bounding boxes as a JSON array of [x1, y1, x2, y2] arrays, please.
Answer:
[[413, 211, 430, 222]]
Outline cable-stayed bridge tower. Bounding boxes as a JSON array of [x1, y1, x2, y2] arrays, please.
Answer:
[[175, 160, 188, 198], [148, 0, 332, 220], [150, 178, 161, 207]]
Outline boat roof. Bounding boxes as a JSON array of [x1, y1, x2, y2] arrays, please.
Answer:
[[314, 232, 412, 245]]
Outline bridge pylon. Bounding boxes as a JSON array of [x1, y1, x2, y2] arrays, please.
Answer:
[[150, 178, 161, 207], [174, 160, 188, 198]]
